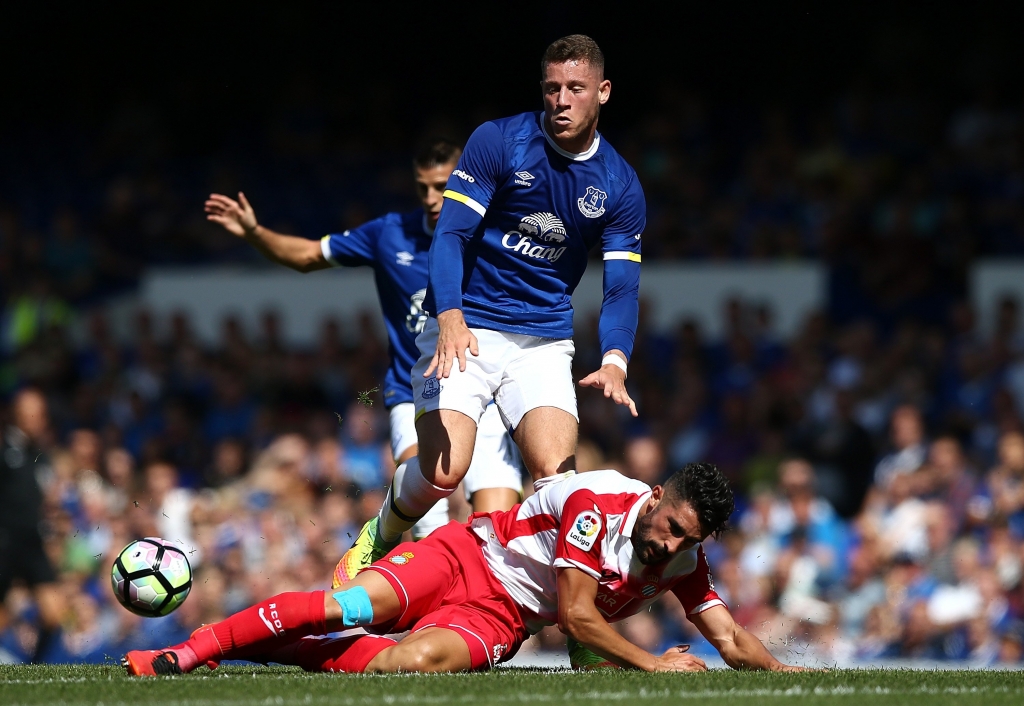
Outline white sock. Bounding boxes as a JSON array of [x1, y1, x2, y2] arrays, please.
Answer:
[[411, 498, 450, 541], [378, 457, 454, 543]]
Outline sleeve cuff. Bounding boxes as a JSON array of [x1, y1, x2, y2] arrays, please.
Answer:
[[553, 557, 602, 581], [603, 251, 641, 263], [320, 235, 338, 266], [443, 190, 487, 217], [688, 598, 725, 615]]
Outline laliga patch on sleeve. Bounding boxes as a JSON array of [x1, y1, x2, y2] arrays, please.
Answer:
[[566, 509, 603, 551]]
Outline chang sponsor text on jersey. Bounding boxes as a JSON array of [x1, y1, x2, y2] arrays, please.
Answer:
[[427, 111, 645, 358]]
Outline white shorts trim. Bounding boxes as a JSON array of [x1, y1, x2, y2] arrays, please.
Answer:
[[411, 319, 578, 431]]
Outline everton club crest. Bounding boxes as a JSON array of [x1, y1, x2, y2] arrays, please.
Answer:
[[577, 186, 607, 218]]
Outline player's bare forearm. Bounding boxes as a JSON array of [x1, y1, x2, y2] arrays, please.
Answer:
[[691, 604, 797, 671], [245, 226, 329, 273], [577, 349, 637, 417], [556, 569, 705, 672], [205, 192, 327, 273]]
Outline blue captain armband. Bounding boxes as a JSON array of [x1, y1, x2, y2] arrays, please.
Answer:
[[331, 586, 374, 627]]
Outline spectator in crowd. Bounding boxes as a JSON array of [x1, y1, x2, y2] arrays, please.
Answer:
[[874, 405, 928, 490]]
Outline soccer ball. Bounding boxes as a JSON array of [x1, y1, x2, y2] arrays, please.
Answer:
[[111, 537, 192, 617]]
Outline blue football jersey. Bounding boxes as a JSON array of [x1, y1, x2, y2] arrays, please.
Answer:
[[321, 210, 431, 407], [425, 111, 645, 358]]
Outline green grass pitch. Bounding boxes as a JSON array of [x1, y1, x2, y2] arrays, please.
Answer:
[[2, 664, 1022, 706]]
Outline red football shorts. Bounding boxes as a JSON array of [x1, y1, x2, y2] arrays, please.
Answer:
[[364, 520, 529, 670]]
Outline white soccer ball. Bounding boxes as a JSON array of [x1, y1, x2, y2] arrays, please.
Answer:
[[111, 537, 192, 617]]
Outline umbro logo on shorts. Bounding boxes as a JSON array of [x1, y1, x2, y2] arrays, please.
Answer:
[[422, 378, 442, 399]]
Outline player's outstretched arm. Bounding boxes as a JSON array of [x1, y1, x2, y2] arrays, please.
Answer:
[[689, 604, 808, 671], [578, 350, 637, 417], [556, 567, 705, 672], [204, 192, 328, 273]]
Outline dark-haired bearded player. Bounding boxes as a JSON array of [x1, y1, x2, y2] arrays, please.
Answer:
[[124, 463, 807, 675]]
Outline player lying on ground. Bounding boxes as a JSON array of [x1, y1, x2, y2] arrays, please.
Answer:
[[124, 463, 806, 675], [204, 139, 526, 583], [337, 33, 646, 586]]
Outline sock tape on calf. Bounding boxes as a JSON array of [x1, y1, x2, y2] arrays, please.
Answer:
[[332, 586, 374, 627]]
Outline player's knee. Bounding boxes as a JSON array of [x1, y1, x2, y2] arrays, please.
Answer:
[[525, 453, 574, 479]]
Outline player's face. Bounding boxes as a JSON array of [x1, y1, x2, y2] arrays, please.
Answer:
[[415, 161, 457, 228], [541, 60, 610, 152], [631, 490, 706, 565]]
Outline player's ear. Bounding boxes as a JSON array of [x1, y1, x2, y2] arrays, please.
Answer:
[[649, 484, 663, 508], [598, 79, 611, 105]]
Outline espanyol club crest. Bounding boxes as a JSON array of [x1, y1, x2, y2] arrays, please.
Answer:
[[641, 583, 658, 597], [577, 186, 607, 218], [389, 551, 414, 565]]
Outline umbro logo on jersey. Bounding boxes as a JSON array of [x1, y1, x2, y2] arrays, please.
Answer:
[[501, 212, 568, 263], [514, 171, 535, 187], [396, 251, 414, 266]]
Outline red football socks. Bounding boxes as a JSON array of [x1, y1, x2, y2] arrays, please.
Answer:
[[185, 591, 328, 667]]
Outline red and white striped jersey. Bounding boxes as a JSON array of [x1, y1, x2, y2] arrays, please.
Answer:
[[468, 470, 724, 633]]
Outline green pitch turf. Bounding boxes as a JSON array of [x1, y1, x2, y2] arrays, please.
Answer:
[[2, 664, 1022, 706]]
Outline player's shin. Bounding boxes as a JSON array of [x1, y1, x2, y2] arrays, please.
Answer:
[[184, 591, 329, 668], [379, 457, 454, 542]]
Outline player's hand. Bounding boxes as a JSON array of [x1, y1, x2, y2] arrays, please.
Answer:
[[205, 192, 258, 238], [653, 645, 706, 672], [578, 358, 637, 417], [770, 663, 822, 672], [426, 309, 478, 379]]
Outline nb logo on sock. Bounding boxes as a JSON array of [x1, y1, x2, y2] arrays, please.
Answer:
[[259, 603, 283, 635]]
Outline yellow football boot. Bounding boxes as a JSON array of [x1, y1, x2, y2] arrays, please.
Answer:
[[332, 517, 395, 588]]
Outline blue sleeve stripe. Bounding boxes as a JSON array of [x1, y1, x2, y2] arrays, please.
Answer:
[[320, 235, 339, 266], [443, 190, 487, 217], [603, 251, 642, 263]]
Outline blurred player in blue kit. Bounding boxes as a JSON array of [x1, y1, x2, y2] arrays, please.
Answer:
[[204, 140, 525, 587], [338, 34, 648, 583]]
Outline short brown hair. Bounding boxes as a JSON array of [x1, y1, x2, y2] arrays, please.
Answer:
[[541, 34, 605, 78], [413, 138, 462, 170]]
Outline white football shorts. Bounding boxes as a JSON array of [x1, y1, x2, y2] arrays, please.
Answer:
[[388, 402, 420, 462], [387, 401, 523, 497], [411, 318, 578, 431]]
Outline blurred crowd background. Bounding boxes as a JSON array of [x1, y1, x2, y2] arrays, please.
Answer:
[[4, 5, 1024, 667], [4, 291, 1024, 665]]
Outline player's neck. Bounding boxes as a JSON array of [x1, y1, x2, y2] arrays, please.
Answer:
[[542, 115, 599, 157]]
